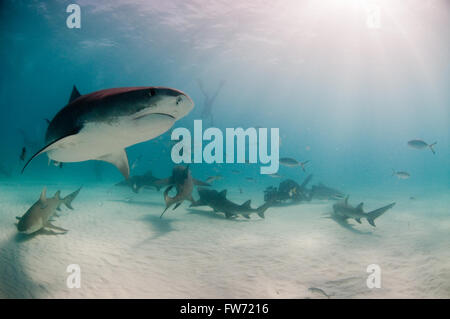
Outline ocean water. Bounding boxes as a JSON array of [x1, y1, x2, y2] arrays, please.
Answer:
[[0, 1, 449, 299]]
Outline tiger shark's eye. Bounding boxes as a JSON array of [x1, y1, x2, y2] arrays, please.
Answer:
[[176, 96, 182, 105], [148, 89, 156, 97]]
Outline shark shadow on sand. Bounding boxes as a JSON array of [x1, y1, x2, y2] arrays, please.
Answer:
[[108, 199, 164, 208], [322, 215, 374, 235], [132, 214, 177, 248], [0, 233, 58, 298], [186, 208, 262, 222]]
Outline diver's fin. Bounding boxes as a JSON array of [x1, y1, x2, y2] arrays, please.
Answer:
[[193, 179, 211, 187], [97, 149, 130, 179], [69, 85, 81, 103], [21, 129, 81, 174], [62, 187, 82, 210], [367, 202, 396, 227]]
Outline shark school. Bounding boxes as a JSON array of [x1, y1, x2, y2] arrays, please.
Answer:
[[170, 120, 279, 174]]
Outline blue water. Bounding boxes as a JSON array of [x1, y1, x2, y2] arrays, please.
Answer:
[[0, 1, 448, 195]]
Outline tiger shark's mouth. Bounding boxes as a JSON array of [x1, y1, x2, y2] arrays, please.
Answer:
[[133, 112, 176, 121], [154, 113, 176, 120]]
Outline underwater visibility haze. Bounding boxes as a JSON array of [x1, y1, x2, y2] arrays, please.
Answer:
[[0, 0, 449, 299]]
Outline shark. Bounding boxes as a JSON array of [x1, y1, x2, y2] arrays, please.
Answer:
[[22, 85, 194, 179], [310, 183, 345, 200], [191, 188, 271, 219], [115, 170, 164, 193], [160, 165, 210, 218], [16, 187, 81, 234], [331, 196, 395, 227]]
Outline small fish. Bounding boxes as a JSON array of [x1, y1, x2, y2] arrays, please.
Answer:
[[239, 188, 243, 194], [246, 177, 255, 181], [279, 157, 299, 167], [392, 169, 410, 179], [206, 175, 223, 184], [308, 287, 330, 299], [232, 169, 240, 174], [268, 173, 282, 178], [407, 139, 437, 154], [20, 147, 26, 161]]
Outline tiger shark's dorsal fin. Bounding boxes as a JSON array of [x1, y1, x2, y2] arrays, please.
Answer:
[[219, 190, 227, 198], [356, 202, 364, 211], [344, 195, 349, 204], [54, 190, 61, 200], [69, 85, 81, 103]]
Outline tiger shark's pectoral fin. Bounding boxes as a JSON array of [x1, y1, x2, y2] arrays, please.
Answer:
[[97, 149, 130, 179], [21, 129, 81, 174], [173, 202, 182, 210], [45, 222, 68, 233]]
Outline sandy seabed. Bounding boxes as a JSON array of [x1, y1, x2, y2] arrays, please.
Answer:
[[0, 181, 449, 299]]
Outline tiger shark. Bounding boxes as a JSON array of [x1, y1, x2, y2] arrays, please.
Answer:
[[22, 85, 194, 178]]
